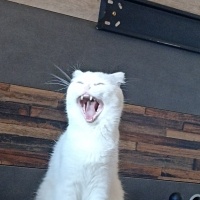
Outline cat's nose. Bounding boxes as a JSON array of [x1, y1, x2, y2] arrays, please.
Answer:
[[84, 84, 91, 91]]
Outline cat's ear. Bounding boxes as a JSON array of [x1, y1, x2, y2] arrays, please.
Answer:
[[111, 72, 125, 86], [72, 70, 83, 78]]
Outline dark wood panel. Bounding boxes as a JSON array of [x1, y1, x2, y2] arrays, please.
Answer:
[[146, 107, 200, 124], [31, 106, 66, 122], [0, 113, 66, 131], [122, 112, 183, 130], [120, 150, 194, 171], [0, 101, 30, 116]]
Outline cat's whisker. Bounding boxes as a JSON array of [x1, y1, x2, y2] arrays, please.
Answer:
[[55, 87, 68, 92], [69, 63, 82, 71], [46, 79, 67, 84], [53, 64, 71, 81], [50, 74, 70, 86], [45, 80, 68, 87]]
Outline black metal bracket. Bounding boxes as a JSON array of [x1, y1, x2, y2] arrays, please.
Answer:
[[97, 0, 200, 54]]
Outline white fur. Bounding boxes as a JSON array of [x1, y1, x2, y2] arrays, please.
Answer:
[[35, 71, 125, 200]]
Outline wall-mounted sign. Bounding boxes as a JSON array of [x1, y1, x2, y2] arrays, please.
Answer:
[[97, 0, 200, 53]]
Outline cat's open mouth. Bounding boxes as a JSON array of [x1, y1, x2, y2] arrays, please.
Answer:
[[78, 94, 103, 123]]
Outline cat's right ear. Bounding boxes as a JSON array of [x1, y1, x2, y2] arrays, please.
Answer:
[[72, 70, 83, 78]]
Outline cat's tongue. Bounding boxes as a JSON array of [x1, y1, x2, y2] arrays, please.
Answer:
[[85, 101, 96, 121]]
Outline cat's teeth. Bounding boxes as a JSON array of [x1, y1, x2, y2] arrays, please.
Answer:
[[89, 96, 93, 101], [81, 95, 84, 100]]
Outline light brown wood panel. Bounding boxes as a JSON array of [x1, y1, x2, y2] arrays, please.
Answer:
[[148, 0, 200, 16], [146, 107, 200, 124], [137, 142, 200, 159], [0, 86, 64, 108], [10, 85, 64, 100], [0, 122, 60, 140], [0, 83, 10, 91], [184, 123, 200, 134], [119, 140, 136, 151], [8, 0, 101, 22], [167, 129, 200, 142], [123, 104, 146, 115], [0, 152, 48, 168], [161, 168, 200, 182], [119, 162, 162, 178]]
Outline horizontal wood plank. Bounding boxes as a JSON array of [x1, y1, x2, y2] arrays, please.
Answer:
[[167, 129, 200, 142], [161, 168, 200, 181], [146, 107, 200, 124], [31, 106, 66, 122], [0, 152, 48, 168], [123, 104, 146, 115], [0, 83, 10, 91], [119, 140, 136, 151], [137, 142, 200, 159], [0, 134, 54, 151], [120, 131, 200, 151], [0, 113, 66, 131], [10, 85, 64, 100], [0, 122, 61, 140], [120, 121, 166, 137], [0, 88, 64, 109], [183, 123, 200, 134], [122, 112, 183, 130], [119, 162, 161, 178], [8, 0, 101, 22], [120, 150, 194, 171], [0, 101, 30, 116]]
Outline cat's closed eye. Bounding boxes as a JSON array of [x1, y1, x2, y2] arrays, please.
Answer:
[[77, 81, 83, 84], [94, 83, 104, 86]]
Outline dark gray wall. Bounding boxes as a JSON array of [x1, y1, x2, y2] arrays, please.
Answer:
[[1, 1, 200, 115], [0, 166, 200, 200]]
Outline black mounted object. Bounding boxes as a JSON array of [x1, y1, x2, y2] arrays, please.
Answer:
[[97, 0, 200, 54], [169, 192, 183, 200]]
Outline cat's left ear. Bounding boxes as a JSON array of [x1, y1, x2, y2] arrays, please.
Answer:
[[111, 72, 125, 86], [72, 70, 83, 78]]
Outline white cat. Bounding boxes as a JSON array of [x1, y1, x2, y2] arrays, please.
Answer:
[[35, 70, 125, 200]]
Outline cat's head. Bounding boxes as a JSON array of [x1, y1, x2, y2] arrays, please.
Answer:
[[66, 70, 125, 126]]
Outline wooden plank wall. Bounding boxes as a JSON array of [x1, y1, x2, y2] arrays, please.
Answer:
[[0, 83, 200, 184], [8, 0, 200, 22]]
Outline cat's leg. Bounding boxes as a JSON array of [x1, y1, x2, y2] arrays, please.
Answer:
[[109, 178, 124, 200], [36, 181, 80, 200], [35, 180, 54, 200], [53, 181, 81, 200]]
